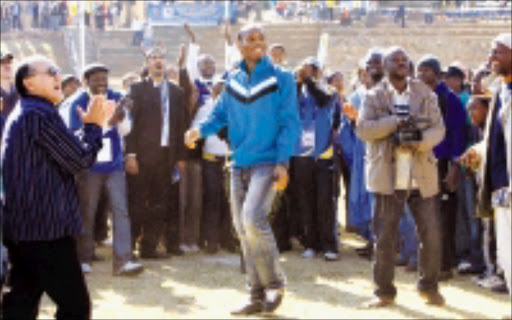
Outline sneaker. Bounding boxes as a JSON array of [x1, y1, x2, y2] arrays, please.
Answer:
[[477, 274, 505, 289], [115, 261, 144, 276], [179, 244, 192, 253], [364, 296, 395, 308], [189, 244, 200, 253], [81, 263, 92, 274], [301, 248, 315, 259], [263, 287, 285, 314], [324, 251, 339, 261]]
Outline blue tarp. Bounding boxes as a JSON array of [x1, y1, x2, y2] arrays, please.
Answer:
[[147, 3, 237, 26]]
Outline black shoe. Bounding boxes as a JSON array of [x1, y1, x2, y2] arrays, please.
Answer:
[[405, 261, 418, 272], [204, 243, 219, 255], [491, 282, 509, 294], [230, 301, 263, 316], [262, 287, 285, 314], [139, 251, 170, 260], [92, 253, 104, 262], [167, 247, 185, 256], [395, 257, 408, 266]]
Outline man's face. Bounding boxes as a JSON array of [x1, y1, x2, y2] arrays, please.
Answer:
[[417, 65, 437, 88], [87, 71, 108, 95], [366, 54, 384, 83], [199, 57, 216, 80], [330, 74, 344, 92], [270, 47, 285, 65], [62, 79, 80, 98], [469, 99, 488, 126], [166, 67, 178, 82], [146, 53, 166, 79], [24, 60, 63, 104], [489, 42, 512, 77], [445, 75, 462, 93], [238, 29, 267, 64], [0, 59, 13, 81], [386, 50, 409, 81]]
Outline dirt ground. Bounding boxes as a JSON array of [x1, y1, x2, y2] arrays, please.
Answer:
[[37, 229, 511, 319]]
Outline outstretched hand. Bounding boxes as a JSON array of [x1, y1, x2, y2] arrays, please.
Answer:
[[184, 23, 196, 43], [77, 95, 115, 127]]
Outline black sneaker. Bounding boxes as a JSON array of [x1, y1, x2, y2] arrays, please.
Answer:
[[230, 301, 263, 316]]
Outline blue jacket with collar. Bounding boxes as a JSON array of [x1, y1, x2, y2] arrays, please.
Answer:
[[69, 89, 124, 174], [199, 56, 300, 168], [295, 78, 337, 158]]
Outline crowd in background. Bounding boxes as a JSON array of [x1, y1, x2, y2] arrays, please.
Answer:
[[0, 12, 510, 319]]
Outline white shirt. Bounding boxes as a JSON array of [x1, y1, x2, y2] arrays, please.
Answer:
[[191, 97, 229, 156]]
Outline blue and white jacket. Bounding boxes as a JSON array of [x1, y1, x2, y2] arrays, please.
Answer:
[[199, 56, 300, 168], [70, 89, 127, 174]]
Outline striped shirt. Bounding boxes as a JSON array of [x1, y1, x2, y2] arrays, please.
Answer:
[[1, 96, 103, 241]]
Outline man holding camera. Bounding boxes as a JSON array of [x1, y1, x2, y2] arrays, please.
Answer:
[[356, 47, 446, 308]]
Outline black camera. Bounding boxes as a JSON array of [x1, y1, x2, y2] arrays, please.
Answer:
[[394, 116, 432, 145]]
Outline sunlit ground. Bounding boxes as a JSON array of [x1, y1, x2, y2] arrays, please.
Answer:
[[38, 230, 511, 319]]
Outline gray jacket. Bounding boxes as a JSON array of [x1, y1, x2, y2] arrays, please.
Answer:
[[356, 78, 445, 198]]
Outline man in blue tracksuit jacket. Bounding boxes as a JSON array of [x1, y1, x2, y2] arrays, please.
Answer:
[[70, 63, 143, 277], [292, 57, 339, 261], [185, 25, 300, 316]]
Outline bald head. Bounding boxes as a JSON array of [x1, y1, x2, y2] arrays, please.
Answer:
[[15, 55, 63, 104]]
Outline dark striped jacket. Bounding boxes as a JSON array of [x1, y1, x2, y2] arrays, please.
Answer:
[[1, 96, 102, 242]]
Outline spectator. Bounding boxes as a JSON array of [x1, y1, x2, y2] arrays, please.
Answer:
[[1, 55, 109, 320], [125, 47, 187, 259], [0, 51, 18, 119], [357, 46, 446, 308], [417, 55, 467, 281], [459, 33, 511, 320], [69, 63, 143, 276]]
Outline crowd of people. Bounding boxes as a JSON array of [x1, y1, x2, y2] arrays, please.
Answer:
[[0, 20, 510, 320], [0, 1, 125, 32]]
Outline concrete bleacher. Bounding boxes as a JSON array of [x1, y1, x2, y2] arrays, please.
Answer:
[[1, 21, 510, 82]]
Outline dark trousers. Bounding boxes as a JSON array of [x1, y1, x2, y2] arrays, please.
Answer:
[[438, 159, 458, 271], [372, 191, 441, 298], [200, 158, 233, 249], [336, 151, 351, 229], [2, 237, 91, 320], [292, 157, 338, 253], [127, 148, 177, 255]]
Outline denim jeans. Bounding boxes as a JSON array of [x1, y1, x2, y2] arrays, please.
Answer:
[[461, 176, 485, 270], [372, 190, 441, 298], [230, 165, 286, 302], [398, 203, 418, 263], [77, 170, 132, 272]]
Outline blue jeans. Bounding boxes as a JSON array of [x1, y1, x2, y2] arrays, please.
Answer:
[[230, 165, 286, 302], [399, 204, 418, 263], [77, 170, 132, 272], [462, 176, 484, 270]]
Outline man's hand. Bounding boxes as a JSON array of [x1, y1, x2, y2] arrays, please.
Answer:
[[107, 100, 126, 127], [273, 165, 289, 191], [397, 142, 419, 153], [457, 148, 481, 171], [184, 128, 201, 149], [78, 95, 115, 127], [223, 22, 232, 45], [125, 156, 139, 175], [184, 23, 196, 43], [177, 44, 186, 69]]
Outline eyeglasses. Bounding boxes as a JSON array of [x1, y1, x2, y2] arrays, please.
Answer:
[[29, 65, 61, 78]]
